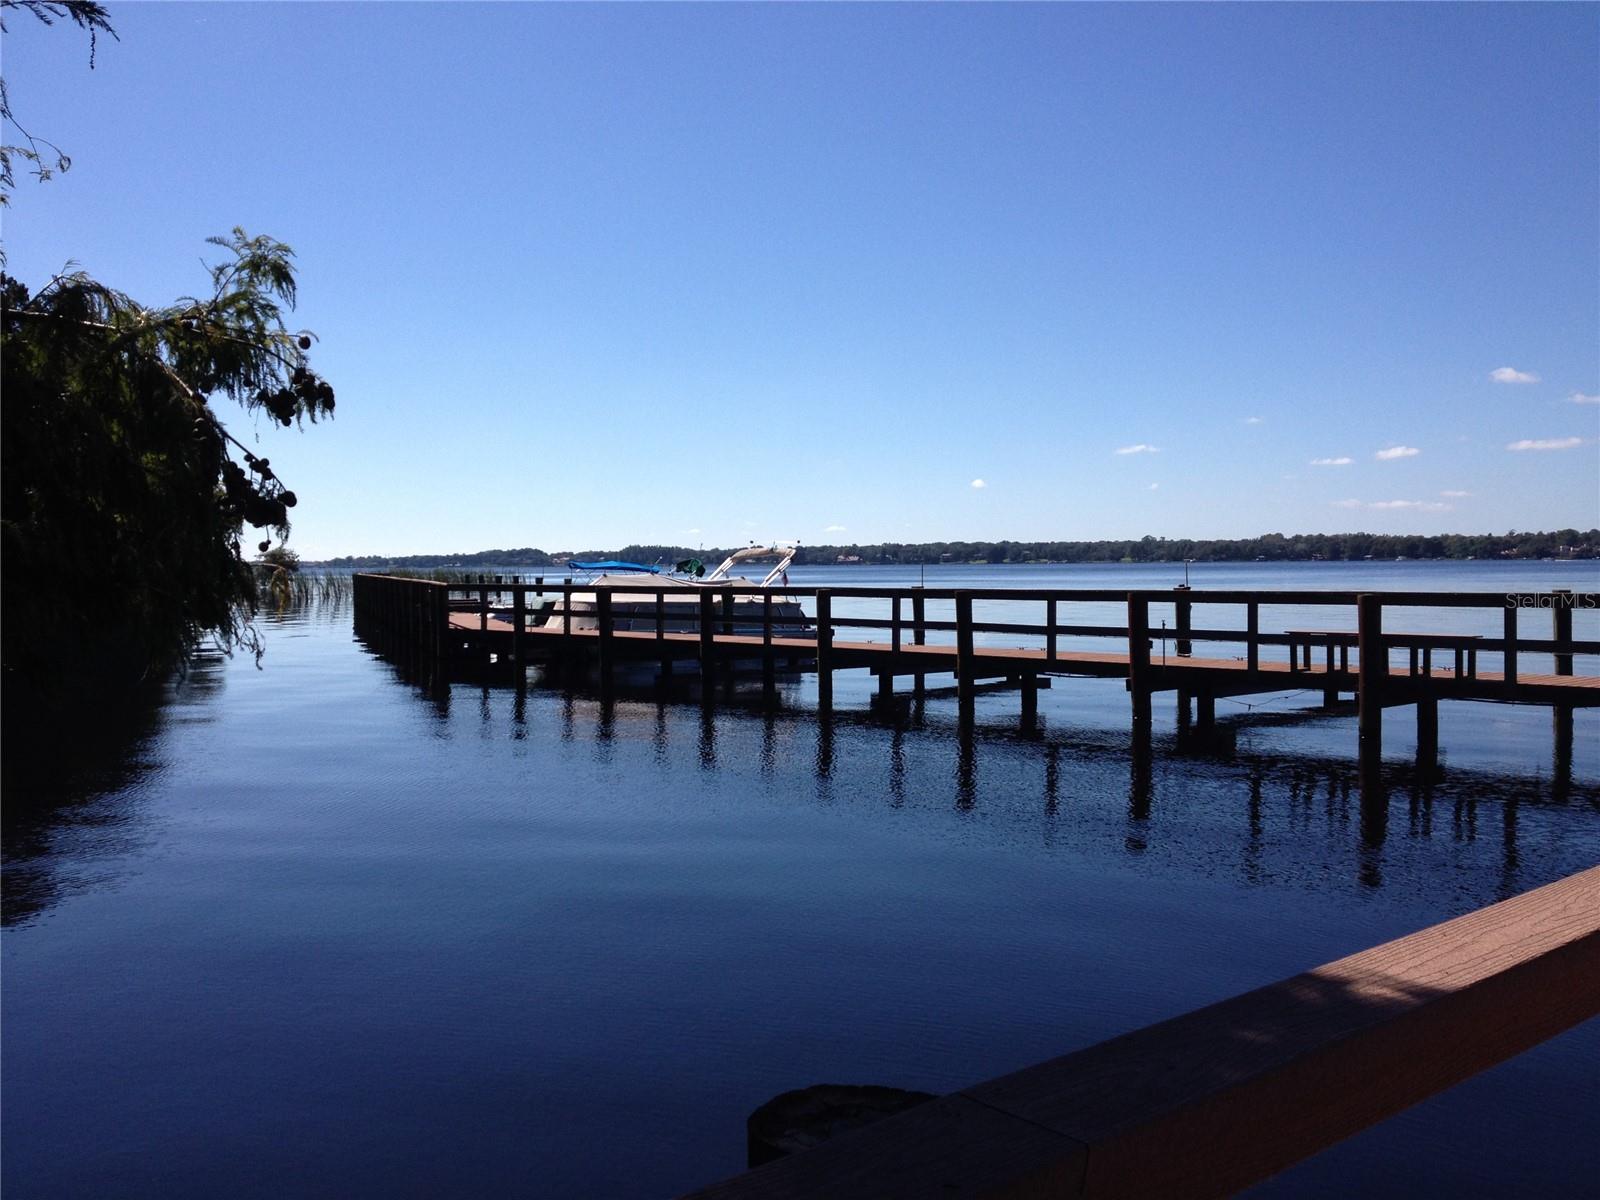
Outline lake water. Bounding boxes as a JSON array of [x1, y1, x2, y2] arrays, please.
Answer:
[[4, 562, 1598, 1198]]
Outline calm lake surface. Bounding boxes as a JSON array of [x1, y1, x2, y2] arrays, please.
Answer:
[[5, 562, 1598, 1198]]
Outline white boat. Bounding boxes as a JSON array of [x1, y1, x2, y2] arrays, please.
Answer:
[[537, 544, 813, 638]]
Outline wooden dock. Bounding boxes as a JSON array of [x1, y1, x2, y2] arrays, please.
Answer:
[[353, 575, 1598, 769], [678, 865, 1600, 1200]]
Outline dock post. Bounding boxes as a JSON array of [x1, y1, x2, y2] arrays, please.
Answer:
[[512, 586, 525, 669], [433, 583, 447, 680], [1246, 600, 1259, 673], [1358, 594, 1385, 769], [955, 591, 975, 725], [1175, 584, 1192, 657], [1552, 590, 1573, 766], [1552, 591, 1574, 676], [1128, 594, 1152, 728], [1045, 597, 1057, 663], [478, 583, 491, 670], [1502, 605, 1519, 685], [656, 590, 672, 680], [816, 590, 834, 713], [881, 603, 900, 699], [762, 593, 775, 694], [699, 590, 715, 676], [596, 588, 614, 687], [1416, 696, 1439, 764], [1196, 691, 1215, 731], [1020, 677, 1038, 728], [912, 592, 926, 698]]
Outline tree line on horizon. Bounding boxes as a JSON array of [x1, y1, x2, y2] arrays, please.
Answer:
[[318, 528, 1600, 570]]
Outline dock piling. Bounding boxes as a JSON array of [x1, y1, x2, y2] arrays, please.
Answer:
[[1127, 595, 1152, 727], [1358, 594, 1385, 772], [955, 591, 975, 725], [816, 590, 834, 713]]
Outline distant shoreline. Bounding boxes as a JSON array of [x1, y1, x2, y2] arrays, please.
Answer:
[[311, 529, 1599, 569]]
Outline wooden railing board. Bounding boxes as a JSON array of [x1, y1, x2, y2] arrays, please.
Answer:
[[679, 867, 1600, 1200]]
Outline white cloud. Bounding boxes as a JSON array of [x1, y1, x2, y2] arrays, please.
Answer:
[[970, 478, 987, 489], [1369, 499, 1450, 512], [1571, 392, 1600, 406], [1310, 456, 1353, 466], [823, 523, 847, 533], [1115, 443, 1160, 455], [1243, 416, 1263, 425], [684, 527, 702, 535], [1507, 437, 1584, 452], [1335, 498, 1451, 512], [1440, 490, 1471, 498], [1490, 366, 1540, 384], [1148, 482, 1160, 490], [1375, 445, 1420, 460]]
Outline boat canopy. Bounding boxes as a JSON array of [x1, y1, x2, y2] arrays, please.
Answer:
[[706, 543, 799, 588], [567, 560, 661, 574]]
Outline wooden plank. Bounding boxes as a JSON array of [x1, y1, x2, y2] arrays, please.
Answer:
[[437, 618, 1600, 706], [964, 865, 1600, 1200], [684, 868, 1600, 1200]]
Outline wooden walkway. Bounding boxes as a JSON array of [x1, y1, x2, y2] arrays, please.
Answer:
[[355, 575, 1599, 769], [443, 614, 1598, 708]]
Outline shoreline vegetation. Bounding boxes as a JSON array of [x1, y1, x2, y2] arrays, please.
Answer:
[[316, 529, 1600, 571]]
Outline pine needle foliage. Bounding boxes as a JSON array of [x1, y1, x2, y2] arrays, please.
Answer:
[[0, 1, 117, 202], [2, 231, 336, 707]]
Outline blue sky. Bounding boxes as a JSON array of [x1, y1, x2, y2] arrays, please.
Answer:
[[5, 2, 1597, 558]]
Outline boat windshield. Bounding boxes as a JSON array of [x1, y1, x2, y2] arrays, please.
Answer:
[[704, 544, 798, 588]]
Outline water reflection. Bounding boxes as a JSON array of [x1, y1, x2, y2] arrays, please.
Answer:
[[10, 636, 1598, 930], [699, 705, 718, 772], [888, 726, 907, 808], [1126, 749, 1152, 853], [482, 672, 1598, 903], [2, 654, 223, 928], [955, 735, 976, 813]]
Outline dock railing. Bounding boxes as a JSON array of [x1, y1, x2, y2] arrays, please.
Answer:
[[677, 865, 1600, 1200], [355, 575, 1597, 761], [417, 579, 1598, 686]]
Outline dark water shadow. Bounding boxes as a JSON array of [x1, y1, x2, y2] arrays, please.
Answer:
[[2, 653, 227, 928]]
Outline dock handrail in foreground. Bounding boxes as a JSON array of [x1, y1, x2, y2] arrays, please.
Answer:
[[679, 866, 1600, 1200]]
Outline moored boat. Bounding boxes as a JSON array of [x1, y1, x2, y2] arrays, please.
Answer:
[[540, 544, 813, 639]]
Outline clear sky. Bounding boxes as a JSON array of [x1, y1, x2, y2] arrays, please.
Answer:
[[5, 2, 1597, 558]]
